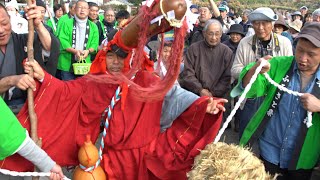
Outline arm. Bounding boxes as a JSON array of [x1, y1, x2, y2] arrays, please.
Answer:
[[300, 94, 320, 113], [231, 40, 246, 79], [25, 5, 51, 51], [208, 0, 220, 18], [178, 47, 203, 95], [0, 75, 36, 94], [210, 50, 233, 97]]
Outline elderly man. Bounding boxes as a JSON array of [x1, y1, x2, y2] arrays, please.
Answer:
[[57, 0, 99, 80], [231, 7, 293, 137], [312, 8, 320, 22], [232, 22, 320, 180], [102, 8, 116, 37], [0, 2, 59, 114], [179, 19, 233, 98]]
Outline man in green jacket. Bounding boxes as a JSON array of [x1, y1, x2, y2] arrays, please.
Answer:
[[232, 22, 320, 179], [0, 98, 64, 179], [57, 0, 99, 81]]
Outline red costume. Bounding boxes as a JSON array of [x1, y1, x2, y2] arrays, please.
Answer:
[[0, 70, 223, 179]]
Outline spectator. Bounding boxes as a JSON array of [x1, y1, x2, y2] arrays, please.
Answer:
[[239, 9, 251, 34], [312, 8, 320, 22], [56, 0, 76, 35], [233, 22, 320, 180], [223, 24, 245, 55], [302, 13, 313, 26], [47, 4, 64, 34], [188, 6, 212, 45], [274, 16, 293, 44], [102, 8, 116, 38], [291, 11, 303, 23], [5, 0, 28, 34], [231, 7, 293, 137], [288, 20, 302, 40], [115, 9, 130, 28], [179, 19, 233, 98], [88, 2, 104, 45], [57, 0, 99, 81], [300, 6, 308, 19], [190, 4, 199, 14], [0, 2, 59, 114], [218, 4, 234, 33]]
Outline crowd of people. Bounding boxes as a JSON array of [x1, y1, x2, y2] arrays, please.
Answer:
[[0, 0, 319, 179]]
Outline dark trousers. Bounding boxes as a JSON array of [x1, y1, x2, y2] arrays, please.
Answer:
[[261, 156, 313, 180]]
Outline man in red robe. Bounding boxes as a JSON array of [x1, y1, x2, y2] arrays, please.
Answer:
[[1, 1, 226, 179]]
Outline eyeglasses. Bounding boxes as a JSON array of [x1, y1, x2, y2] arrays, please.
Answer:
[[76, 6, 89, 10], [206, 32, 221, 38]]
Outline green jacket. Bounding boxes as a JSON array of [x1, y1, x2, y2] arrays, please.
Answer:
[[56, 13, 73, 36], [231, 56, 320, 170], [0, 97, 26, 160], [46, 17, 58, 34], [57, 18, 99, 72]]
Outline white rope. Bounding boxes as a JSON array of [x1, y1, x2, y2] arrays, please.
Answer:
[[0, 168, 71, 180], [214, 60, 313, 143]]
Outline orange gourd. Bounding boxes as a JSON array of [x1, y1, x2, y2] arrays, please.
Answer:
[[73, 135, 107, 180]]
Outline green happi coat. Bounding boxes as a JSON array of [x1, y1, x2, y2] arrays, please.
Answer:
[[57, 18, 99, 72], [0, 97, 26, 160], [46, 17, 58, 34], [231, 56, 320, 170]]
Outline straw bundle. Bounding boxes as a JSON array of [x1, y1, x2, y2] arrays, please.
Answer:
[[188, 142, 276, 180]]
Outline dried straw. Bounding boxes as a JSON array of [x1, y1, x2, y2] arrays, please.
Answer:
[[188, 142, 277, 180]]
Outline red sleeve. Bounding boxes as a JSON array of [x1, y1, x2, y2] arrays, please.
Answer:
[[0, 73, 110, 171], [145, 97, 223, 179]]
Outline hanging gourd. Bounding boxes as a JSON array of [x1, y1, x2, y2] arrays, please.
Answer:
[[73, 135, 107, 180]]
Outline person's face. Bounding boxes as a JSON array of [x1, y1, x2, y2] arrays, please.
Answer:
[[252, 20, 273, 41], [0, 8, 12, 47], [75, 2, 89, 20], [55, 7, 63, 18], [230, 33, 242, 43], [37, 6, 46, 22], [273, 24, 284, 35], [204, 23, 222, 46], [313, 15, 320, 22], [199, 7, 212, 24], [242, 13, 248, 22], [161, 46, 172, 64], [69, 4, 76, 16], [191, 8, 198, 14], [106, 51, 125, 73], [89, 6, 99, 20], [293, 15, 301, 21], [305, 15, 313, 22], [295, 38, 320, 75], [104, 10, 115, 23], [6, 6, 17, 16], [220, 10, 227, 19], [300, 9, 307, 15]]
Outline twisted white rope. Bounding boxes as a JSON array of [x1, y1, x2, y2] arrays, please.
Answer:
[[0, 168, 71, 180], [214, 60, 313, 143]]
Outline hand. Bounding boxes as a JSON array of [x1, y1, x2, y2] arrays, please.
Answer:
[[206, 98, 228, 114], [200, 89, 213, 97], [300, 93, 320, 112], [24, 60, 45, 81], [49, 164, 64, 180], [75, 50, 82, 60], [256, 57, 271, 74], [12, 74, 36, 91], [81, 50, 90, 58], [24, 4, 42, 27]]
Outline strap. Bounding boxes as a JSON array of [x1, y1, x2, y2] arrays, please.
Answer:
[[251, 33, 280, 59]]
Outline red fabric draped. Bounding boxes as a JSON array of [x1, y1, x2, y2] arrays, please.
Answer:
[[0, 71, 223, 179]]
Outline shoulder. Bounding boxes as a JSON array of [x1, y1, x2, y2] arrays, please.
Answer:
[[239, 35, 253, 46], [276, 34, 292, 46]]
